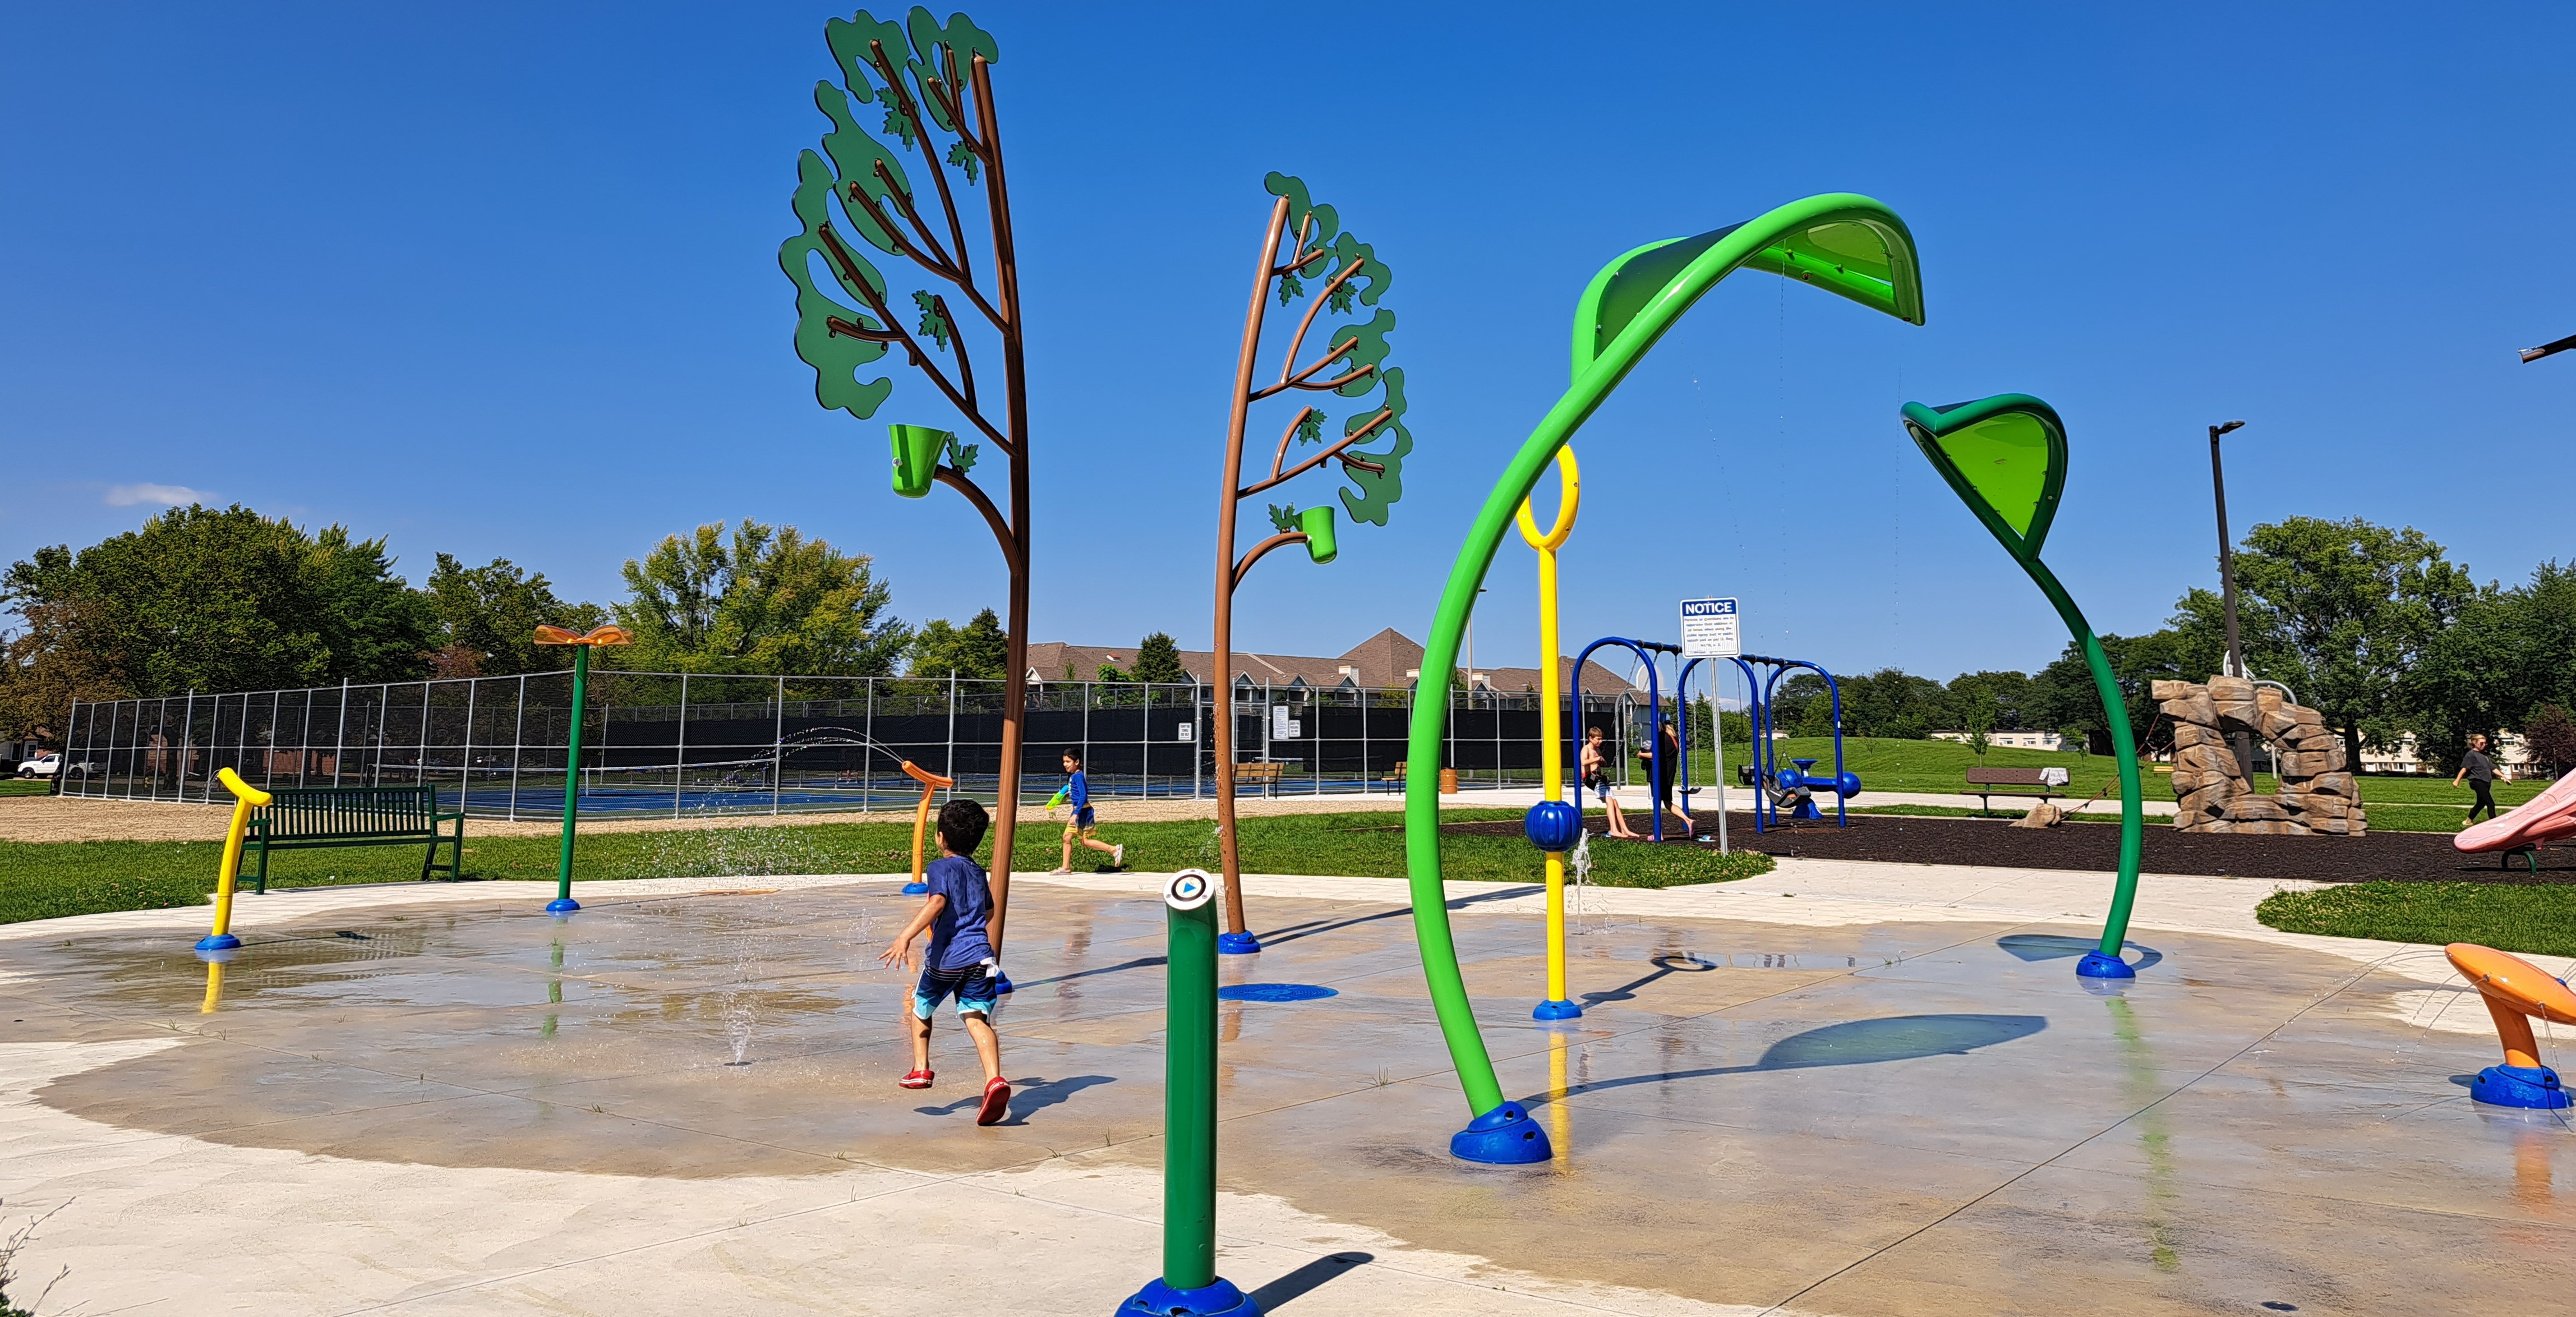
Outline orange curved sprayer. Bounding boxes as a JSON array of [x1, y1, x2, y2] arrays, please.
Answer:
[[901, 760, 955, 893], [2446, 942, 2576, 1071]]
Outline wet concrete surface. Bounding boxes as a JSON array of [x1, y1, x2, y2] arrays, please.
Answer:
[[1, 878, 2570, 1314]]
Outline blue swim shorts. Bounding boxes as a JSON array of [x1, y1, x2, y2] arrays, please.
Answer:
[[913, 961, 999, 1019]]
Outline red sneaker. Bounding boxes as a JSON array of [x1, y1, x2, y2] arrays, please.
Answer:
[[975, 1076, 1011, 1125], [898, 1069, 934, 1090]]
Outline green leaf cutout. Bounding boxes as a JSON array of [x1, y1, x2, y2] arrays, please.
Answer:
[[1900, 395, 2067, 564]]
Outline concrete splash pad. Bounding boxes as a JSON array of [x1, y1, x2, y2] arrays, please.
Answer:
[[0, 871, 2570, 1314]]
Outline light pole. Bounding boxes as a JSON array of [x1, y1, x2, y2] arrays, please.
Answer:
[[2208, 420, 2254, 780], [2520, 331, 2575, 364]]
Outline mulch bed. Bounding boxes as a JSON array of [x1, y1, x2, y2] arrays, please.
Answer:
[[1440, 812, 2573, 885]]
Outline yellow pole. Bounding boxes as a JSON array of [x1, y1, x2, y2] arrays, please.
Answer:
[[200, 767, 272, 952], [200, 960, 226, 1014], [900, 761, 952, 897], [1515, 447, 1580, 1015]]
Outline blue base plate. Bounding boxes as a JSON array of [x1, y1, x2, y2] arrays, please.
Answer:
[[2074, 951, 2136, 979], [545, 897, 580, 914], [1532, 999, 1583, 1021], [193, 934, 241, 954], [1116, 1276, 1259, 1316], [1217, 932, 1262, 955], [1449, 1101, 1553, 1164], [2471, 1063, 2570, 1109], [902, 882, 929, 895]]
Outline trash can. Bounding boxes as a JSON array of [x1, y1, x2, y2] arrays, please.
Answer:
[[1439, 767, 1459, 794]]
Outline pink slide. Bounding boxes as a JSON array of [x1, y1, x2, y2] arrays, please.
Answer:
[[2455, 772, 2576, 870]]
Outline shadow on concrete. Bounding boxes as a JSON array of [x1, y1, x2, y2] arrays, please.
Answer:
[[1997, 933, 2163, 972], [1256, 885, 1541, 951], [915, 1074, 1115, 1123], [1525, 1014, 2048, 1106], [1247, 1251, 1375, 1310]]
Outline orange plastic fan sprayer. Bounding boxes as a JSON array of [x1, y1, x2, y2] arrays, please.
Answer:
[[901, 760, 955, 896], [2446, 942, 2576, 1108]]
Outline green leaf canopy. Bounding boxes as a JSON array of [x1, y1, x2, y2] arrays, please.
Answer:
[[1900, 394, 2067, 563]]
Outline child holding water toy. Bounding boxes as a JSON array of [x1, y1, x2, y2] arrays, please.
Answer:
[[879, 798, 1012, 1125], [1049, 748, 1123, 874]]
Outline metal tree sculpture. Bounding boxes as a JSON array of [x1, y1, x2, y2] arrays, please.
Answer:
[[781, 8, 1035, 947], [1208, 173, 1411, 952]]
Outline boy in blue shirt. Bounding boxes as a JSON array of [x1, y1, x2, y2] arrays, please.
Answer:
[[878, 797, 1011, 1125], [1049, 748, 1123, 874]]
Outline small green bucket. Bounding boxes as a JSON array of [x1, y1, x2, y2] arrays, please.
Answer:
[[1299, 504, 1338, 564], [889, 425, 950, 499]]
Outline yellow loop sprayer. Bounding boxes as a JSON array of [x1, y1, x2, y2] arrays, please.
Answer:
[[1516, 445, 1584, 1021]]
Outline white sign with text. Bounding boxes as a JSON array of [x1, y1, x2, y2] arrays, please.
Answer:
[[1679, 597, 1741, 658]]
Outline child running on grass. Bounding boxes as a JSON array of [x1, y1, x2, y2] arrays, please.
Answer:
[[1050, 748, 1123, 874], [879, 797, 1011, 1125]]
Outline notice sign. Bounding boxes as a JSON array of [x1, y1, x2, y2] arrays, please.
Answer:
[[1679, 597, 1741, 658]]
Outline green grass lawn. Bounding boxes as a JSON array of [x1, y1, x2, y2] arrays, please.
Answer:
[[1687, 735, 2545, 809], [0, 779, 54, 798], [2257, 883, 2576, 959], [0, 808, 1771, 927]]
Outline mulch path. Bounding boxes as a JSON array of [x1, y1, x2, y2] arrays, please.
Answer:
[[1441, 812, 2573, 885]]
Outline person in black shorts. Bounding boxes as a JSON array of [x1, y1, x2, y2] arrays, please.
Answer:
[[2454, 733, 2504, 823], [879, 797, 1012, 1125]]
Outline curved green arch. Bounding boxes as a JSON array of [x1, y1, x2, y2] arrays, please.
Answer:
[[1403, 194, 1927, 1129]]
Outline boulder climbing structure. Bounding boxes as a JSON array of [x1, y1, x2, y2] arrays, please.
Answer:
[[2155, 675, 2366, 836]]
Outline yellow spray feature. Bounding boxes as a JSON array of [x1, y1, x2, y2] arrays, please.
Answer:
[[1516, 446, 1584, 1020], [199, 767, 272, 953]]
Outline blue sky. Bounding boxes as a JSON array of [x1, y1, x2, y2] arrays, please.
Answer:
[[5, 3, 2569, 697]]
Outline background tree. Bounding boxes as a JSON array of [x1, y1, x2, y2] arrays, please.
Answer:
[[1206, 172, 1414, 948], [2398, 560, 2576, 770], [612, 519, 909, 676], [2523, 704, 2576, 779], [423, 554, 603, 678], [2209, 516, 2476, 770], [1132, 632, 1188, 684], [1, 504, 430, 699], [782, 8, 1038, 928], [909, 608, 1008, 680], [0, 597, 124, 745]]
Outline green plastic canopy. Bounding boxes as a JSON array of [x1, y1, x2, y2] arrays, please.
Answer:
[[1402, 195, 1925, 1149]]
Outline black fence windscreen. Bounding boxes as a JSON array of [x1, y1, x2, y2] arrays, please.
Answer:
[[58, 674, 1638, 819]]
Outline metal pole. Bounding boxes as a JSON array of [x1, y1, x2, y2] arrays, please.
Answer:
[[1711, 664, 1729, 853], [946, 670, 958, 804], [551, 644, 591, 913], [459, 677, 476, 813], [178, 690, 196, 803], [332, 678, 348, 788], [674, 673, 689, 819], [2210, 422, 2255, 780], [773, 674, 786, 815], [510, 674, 527, 823]]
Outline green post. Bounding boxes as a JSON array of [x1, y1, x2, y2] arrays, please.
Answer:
[[550, 643, 591, 914], [1119, 869, 1254, 1316]]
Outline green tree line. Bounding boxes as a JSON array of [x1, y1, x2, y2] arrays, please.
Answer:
[[0, 504, 1013, 744], [1765, 515, 2573, 775]]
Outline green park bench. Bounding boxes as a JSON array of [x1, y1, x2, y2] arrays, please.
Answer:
[[241, 784, 467, 894]]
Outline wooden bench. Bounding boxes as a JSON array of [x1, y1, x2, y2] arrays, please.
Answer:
[[242, 785, 466, 893], [1964, 767, 2065, 817], [1373, 761, 1407, 794], [1235, 761, 1289, 798]]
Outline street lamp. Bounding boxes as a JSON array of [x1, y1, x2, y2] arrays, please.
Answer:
[[2520, 331, 2575, 364], [2208, 420, 2255, 779]]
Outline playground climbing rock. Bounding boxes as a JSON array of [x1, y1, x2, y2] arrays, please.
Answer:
[[2157, 676, 2366, 836]]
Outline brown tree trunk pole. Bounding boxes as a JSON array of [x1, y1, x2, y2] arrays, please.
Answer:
[[975, 57, 1029, 956], [1212, 196, 1291, 945]]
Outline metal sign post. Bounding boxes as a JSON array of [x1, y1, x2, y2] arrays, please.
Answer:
[[1679, 598, 1741, 853]]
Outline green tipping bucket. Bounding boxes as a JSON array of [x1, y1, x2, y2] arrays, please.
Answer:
[[1299, 505, 1338, 564], [890, 425, 950, 499]]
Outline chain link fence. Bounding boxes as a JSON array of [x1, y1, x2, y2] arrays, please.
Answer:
[[58, 673, 1639, 819]]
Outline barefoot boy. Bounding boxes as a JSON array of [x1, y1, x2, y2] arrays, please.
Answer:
[[1050, 749, 1123, 874], [879, 797, 1011, 1125]]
